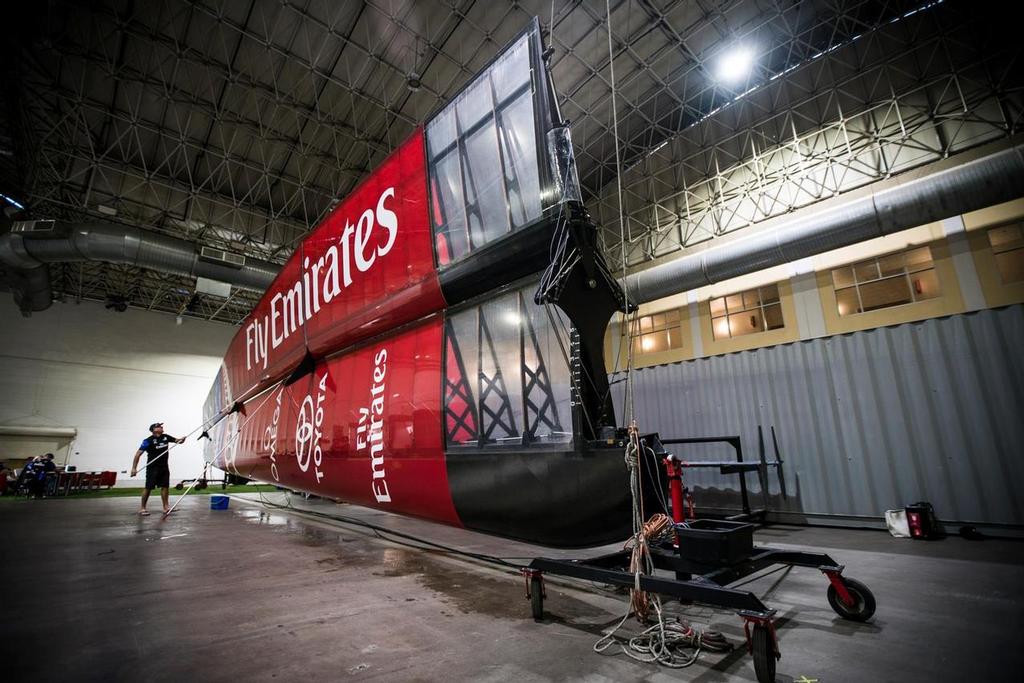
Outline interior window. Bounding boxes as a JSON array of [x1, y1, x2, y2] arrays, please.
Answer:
[[426, 32, 542, 267], [987, 224, 1024, 284], [830, 245, 940, 316], [630, 308, 686, 354], [444, 285, 571, 448], [709, 284, 786, 340]]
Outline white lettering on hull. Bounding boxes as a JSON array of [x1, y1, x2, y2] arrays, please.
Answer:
[[295, 371, 328, 484], [245, 187, 398, 371], [357, 348, 390, 503]]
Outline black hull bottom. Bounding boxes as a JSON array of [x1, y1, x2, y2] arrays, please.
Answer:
[[445, 445, 665, 548]]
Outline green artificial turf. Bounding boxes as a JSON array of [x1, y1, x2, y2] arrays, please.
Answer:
[[0, 483, 279, 501]]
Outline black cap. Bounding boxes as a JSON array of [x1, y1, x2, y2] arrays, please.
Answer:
[[149, 422, 163, 432]]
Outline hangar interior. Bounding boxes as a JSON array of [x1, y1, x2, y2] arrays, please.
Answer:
[[1, 1, 1022, 681]]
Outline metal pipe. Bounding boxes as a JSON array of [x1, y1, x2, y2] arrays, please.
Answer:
[[0, 232, 53, 313], [0, 221, 280, 315], [623, 143, 1024, 304], [0, 426, 78, 437]]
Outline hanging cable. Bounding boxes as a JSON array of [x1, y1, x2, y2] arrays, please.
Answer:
[[160, 381, 284, 516], [605, 0, 637, 427], [587, 2, 730, 669]]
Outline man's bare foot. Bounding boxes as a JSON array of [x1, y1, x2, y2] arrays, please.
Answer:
[[138, 510, 150, 516], [162, 508, 171, 515]]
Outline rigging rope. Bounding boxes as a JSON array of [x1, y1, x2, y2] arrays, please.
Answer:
[[606, 0, 635, 427], [133, 393, 248, 473], [590, 1, 730, 669], [593, 430, 732, 666], [160, 381, 284, 516]]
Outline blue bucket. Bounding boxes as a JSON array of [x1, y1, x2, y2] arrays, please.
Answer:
[[210, 495, 230, 510]]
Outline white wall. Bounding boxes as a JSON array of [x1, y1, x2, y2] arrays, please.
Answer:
[[0, 300, 236, 485]]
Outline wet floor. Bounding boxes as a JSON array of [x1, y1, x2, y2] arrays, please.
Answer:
[[231, 502, 611, 625], [2, 494, 1022, 682]]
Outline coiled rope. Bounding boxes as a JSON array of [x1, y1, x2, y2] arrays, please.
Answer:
[[593, 427, 732, 665]]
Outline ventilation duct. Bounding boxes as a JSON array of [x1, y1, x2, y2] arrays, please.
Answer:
[[623, 143, 1024, 304], [0, 220, 281, 316]]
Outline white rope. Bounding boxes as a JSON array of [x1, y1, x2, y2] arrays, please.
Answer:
[[593, 432, 728, 667], [594, 602, 729, 668], [594, 437, 731, 665], [161, 382, 283, 516], [133, 403, 238, 473]]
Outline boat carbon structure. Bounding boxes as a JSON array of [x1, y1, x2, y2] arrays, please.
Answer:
[[203, 21, 878, 680], [203, 19, 648, 548]]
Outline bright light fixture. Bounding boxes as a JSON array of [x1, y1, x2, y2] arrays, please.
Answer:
[[716, 46, 755, 83], [641, 337, 655, 351], [0, 192, 25, 210]]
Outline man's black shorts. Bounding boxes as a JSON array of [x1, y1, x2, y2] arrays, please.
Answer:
[[145, 465, 170, 490]]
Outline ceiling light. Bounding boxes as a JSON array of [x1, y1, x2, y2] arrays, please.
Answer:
[[716, 46, 755, 83], [0, 192, 25, 210], [406, 71, 422, 92]]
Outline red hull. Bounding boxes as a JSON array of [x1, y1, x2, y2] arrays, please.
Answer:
[[208, 129, 463, 526], [220, 129, 444, 404], [224, 317, 461, 527], [204, 20, 640, 547]]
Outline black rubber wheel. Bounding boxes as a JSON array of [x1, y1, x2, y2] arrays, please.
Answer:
[[752, 624, 776, 683], [827, 577, 876, 622], [530, 577, 544, 621]]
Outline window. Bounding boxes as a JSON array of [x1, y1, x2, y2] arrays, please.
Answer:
[[830, 246, 940, 316], [443, 285, 572, 448], [710, 284, 784, 340], [987, 224, 1024, 284], [426, 31, 543, 267], [631, 309, 684, 354]]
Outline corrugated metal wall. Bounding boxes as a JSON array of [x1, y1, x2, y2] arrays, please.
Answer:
[[615, 304, 1024, 528]]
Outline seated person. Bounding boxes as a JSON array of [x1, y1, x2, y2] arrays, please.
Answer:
[[29, 456, 49, 499], [0, 461, 11, 495], [14, 457, 39, 495]]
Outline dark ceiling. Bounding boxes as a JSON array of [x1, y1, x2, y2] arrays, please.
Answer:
[[1, 0, 1016, 323]]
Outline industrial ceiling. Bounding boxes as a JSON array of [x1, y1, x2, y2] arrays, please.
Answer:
[[0, 0, 1018, 323]]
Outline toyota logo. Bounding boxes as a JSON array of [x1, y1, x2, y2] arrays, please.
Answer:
[[295, 395, 315, 472]]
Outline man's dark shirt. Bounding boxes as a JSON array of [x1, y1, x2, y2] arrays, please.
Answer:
[[139, 434, 177, 469], [38, 459, 55, 479]]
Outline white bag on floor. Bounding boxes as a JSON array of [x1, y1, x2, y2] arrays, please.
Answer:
[[885, 509, 911, 538]]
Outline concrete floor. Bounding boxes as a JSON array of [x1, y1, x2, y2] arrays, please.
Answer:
[[2, 494, 1022, 682]]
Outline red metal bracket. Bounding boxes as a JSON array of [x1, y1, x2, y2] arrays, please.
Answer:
[[663, 456, 686, 525], [739, 610, 780, 659], [521, 568, 545, 600], [822, 567, 854, 607]]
